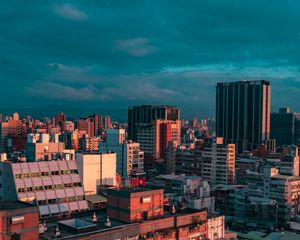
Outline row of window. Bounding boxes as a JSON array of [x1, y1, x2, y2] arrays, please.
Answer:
[[17, 182, 82, 192], [37, 196, 84, 205], [15, 169, 79, 179]]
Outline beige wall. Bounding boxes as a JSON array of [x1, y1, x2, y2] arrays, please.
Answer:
[[76, 153, 116, 195]]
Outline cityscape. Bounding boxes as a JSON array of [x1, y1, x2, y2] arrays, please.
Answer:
[[1, 80, 300, 239], [1, 1, 300, 240]]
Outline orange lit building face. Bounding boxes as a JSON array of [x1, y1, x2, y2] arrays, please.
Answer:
[[0, 202, 39, 240], [107, 188, 164, 223]]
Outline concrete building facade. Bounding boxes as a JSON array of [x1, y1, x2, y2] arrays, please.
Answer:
[[99, 129, 145, 179], [76, 152, 117, 195], [202, 137, 235, 186], [0, 160, 88, 218]]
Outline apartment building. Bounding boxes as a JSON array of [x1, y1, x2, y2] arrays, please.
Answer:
[[202, 137, 235, 186], [26, 133, 75, 161], [0, 160, 88, 218], [148, 174, 215, 214], [99, 129, 145, 179], [246, 163, 300, 223]]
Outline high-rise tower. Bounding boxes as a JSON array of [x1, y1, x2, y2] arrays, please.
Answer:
[[216, 80, 270, 152]]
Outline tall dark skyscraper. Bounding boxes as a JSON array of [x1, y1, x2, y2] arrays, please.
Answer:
[[271, 107, 300, 146], [128, 105, 180, 141], [216, 80, 271, 152]]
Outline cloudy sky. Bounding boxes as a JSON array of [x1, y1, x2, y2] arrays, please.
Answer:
[[1, 0, 300, 119]]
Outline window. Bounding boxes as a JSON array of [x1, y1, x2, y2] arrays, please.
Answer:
[[59, 198, 67, 203], [60, 170, 69, 175], [54, 184, 63, 189], [38, 200, 47, 205], [64, 183, 72, 188], [51, 171, 59, 176], [11, 233, 21, 240], [15, 174, 22, 179], [77, 196, 84, 201], [68, 196, 76, 202], [31, 173, 40, 178], [48, 199, 56, 204]]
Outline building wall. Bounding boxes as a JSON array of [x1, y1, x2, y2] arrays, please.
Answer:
[[0, 120, 25, 153], [76, 153, 116, 195], [202, 139, 235, 186], [246, 164, 300, 224], [107, 188, 164, 223], [100, 130, 144, 178], [0, 205, 39, 240], [165, 141, 177, 174], [216, 80, 271, 152], [0, 160, 88, 218], [26, 142, 66, 162], [136, 119, 180, 168], [128, 105, 180, 142], [207, 215, 225, 240]]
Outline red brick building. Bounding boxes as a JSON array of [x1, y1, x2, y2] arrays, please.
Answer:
[[40, 187, 236, 240], [0, 201, 39, 240], [107, 188, 164, 223]]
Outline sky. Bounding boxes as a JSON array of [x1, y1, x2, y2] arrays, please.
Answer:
[[1, 0, 300, 120]]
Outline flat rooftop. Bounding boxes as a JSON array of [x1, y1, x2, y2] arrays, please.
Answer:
[[216, 80, 270, 86], [41, 208, 204, 239], [271, 175, 300, 181], [108, 187, 162, 193]]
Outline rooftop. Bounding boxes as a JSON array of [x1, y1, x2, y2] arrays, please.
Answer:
[[108, 187, 162, 194], [86, 194, 107, 204], [41, 208, 206, 240], [216, 80, 270, 86], [129, 105, 178, 109], [42, 213, 128, 239], [271, 175, 300, 181]]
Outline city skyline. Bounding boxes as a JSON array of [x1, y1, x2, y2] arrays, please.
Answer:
[[2, 2, 300, 239], [1, 1, 300, 118]]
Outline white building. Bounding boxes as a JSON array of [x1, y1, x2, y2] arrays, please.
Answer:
[[148, 174, 215, 214], [202, 137, 235, 186], [0, 159, 88, 218], [99, 129, 144, 178], [76, 152, 117, 195], [247, 163, 300, 223]]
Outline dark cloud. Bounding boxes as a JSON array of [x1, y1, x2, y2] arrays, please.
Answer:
[[1, 0, 300, 118]]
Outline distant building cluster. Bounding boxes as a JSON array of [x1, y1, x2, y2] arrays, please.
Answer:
[[1, 80, 300, 239]]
